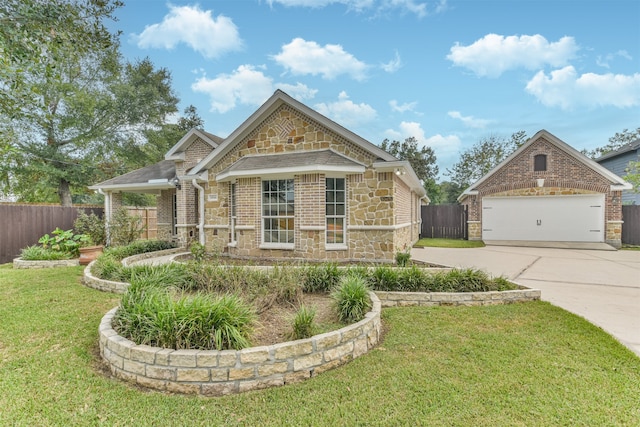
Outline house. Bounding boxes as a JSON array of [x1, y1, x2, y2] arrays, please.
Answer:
[[90, 90, 427, 262], [595, 139, 640, 205], [458, 129, 631, 248]]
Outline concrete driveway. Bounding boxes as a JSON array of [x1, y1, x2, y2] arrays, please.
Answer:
[[411, 245, 640, 358]]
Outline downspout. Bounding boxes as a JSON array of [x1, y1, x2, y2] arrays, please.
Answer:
[[192, 179, 206, 246], [97, 188, 111, 246]]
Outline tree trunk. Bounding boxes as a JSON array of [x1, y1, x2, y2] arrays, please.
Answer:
[[58, 178, 73, 207]]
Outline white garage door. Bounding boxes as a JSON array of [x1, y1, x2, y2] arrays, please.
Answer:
[[482, 195, 605, 242]]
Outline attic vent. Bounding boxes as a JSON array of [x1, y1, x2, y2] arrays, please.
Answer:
[[275, 118, 295, 139]]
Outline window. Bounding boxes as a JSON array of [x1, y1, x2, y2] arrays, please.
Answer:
[[534, 154, 547, 172], [172, 193, 178, 236], [326, 178, 345, 245], [230, 183, 237, 244], [262, 179, 294, 245]]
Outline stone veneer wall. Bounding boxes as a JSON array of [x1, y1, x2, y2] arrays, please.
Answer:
[[156, 189, 175, 241], [461, 135, 625, 246], [376, 287, 541, 307], [13, 258, 79, 269], [99, 292, 382, 396]]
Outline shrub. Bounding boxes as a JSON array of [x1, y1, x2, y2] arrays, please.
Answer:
[[332, 275, 371, 323], [189, 242, 206, 263], [108, 208, 145, 246], [289, 305, 317, 340], [38, 227, 90, 257], [395, 250, 412, 267], [397, 265, 427, 292], [302, 263, 340, 293], [73, 210, 106, 246], [113, 278, 255, 350], [19, 245, 73, 261]]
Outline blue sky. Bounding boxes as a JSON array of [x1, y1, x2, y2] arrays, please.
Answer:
[[111, 0, 640, 178]]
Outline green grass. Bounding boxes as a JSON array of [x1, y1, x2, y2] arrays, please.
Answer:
[[1, 264, 639, 426], [414, 238, 486, 248], [622, 244, 640, 251]]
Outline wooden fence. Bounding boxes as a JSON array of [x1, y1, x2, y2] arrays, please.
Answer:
[[0, 204, 103, 264], [622, 205, 640, 246], [125, 207, 158, 240], [420, 204, 468, 239]]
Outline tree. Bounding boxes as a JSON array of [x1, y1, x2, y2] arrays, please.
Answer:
[[583, 127, 640, 159], [446, 131, 527, 193], [1, 1, 179, 206], [0, 0, 123, 118], [380, 136, 440, 201]]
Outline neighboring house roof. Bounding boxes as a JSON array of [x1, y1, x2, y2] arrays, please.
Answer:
[[458, 129, 632, 201], [216, 149, 366, 182], [595, 138, 640, 162], [89, 160, 176, 192], [165, 128, 223, 161], [189, 90, 397, 177]]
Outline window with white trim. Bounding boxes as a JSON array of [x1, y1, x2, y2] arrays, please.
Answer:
[[326, 177, 345, 245], [230, 183, 237, 244], [262, 179, 294, 245]]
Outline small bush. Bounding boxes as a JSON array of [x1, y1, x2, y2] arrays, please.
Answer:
[[90, 254, 130, 282], [395, 250, 412, 267], [289, 305, 317, 340], [19, 245, 73, 261], [332, 275, 371, 323], [303, 263, 340, 293], [189, 242, 206, 263], [108, 208, 146, 246], [73, 210, 106, 246], [38, 227, 90, 258]]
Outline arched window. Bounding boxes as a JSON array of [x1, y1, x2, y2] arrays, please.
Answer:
[[534, 154, 547, 172]]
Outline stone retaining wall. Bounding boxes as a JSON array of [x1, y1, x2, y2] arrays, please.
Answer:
[[13, 258, 79, 269], [376, 287, 540, 307], [99, 292, 382, 396]]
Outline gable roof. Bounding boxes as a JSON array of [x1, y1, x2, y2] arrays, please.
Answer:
[[188, 90, 397, 176], [595, 138, 640, 162], [89, 160, 176, 192], [216, 149, 366, 182], [459, 129, 632, 201], [165, 128, 222, 161]]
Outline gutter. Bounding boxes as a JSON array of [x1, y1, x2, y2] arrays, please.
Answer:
[[191, 179, 206, 246]]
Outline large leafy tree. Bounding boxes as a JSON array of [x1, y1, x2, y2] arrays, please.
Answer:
[[583, 127, 640, 159], [1, 0, 179, 205], [381, 136, 441, 203], [446, 131, 527, 193]]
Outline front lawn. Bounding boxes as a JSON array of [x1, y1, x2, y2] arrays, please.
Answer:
[[1, 265, 638, 426], [414, 238, 486, 248]]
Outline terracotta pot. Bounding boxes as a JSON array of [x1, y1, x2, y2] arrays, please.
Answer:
[[79, 245, 103, 265]]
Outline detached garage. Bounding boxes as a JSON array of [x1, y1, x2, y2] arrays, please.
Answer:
[[459, 130, 631, 248]]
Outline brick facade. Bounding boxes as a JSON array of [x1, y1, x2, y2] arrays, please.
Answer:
[[460, 132, 626, 247]]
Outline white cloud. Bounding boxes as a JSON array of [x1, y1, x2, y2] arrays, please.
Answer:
[[266, 0, 434, 16], [596, 50, 633, 69], [192, 65, 318, 113], [381, 51, 402, 73], [447, 111, 489, 129], [447, 34, 578, 78], [272, 38, 368, 81], [132, 5, 242, 59], [314, 91, 377, 127], [525, 66, 640, 110], [276, 82, 318, 100], [389, 100, 417, 113], [385, 121, 461, 166]]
